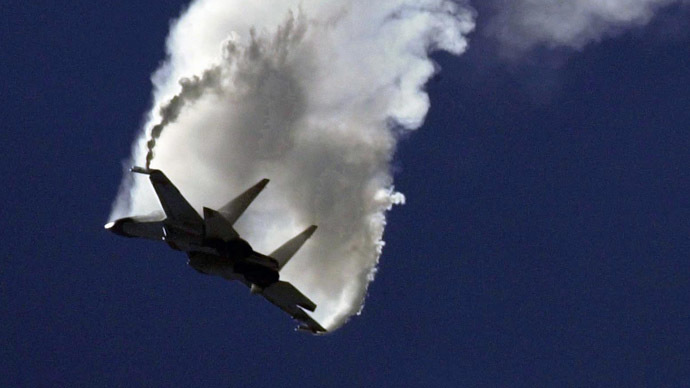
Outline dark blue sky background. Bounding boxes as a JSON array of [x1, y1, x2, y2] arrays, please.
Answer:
[[2, 1, 688, 386]]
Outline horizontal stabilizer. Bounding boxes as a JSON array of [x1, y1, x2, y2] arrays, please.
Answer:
[[219, 179, 269, 225], [203, 207, 239, 241], [261, 281, 326, 334], [263, 281, 316, 312], [270, 225, 317, 270]]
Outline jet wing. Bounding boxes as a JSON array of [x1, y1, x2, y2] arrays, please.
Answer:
[[270, 225, 317, 270], [219, 178, 269, 225], [132, 167, 203, 226], [261, 281, 327, 334]]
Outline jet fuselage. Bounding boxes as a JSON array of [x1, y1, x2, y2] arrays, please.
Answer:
[[107, 217, 280, 288], [104, 167, 325, 333]]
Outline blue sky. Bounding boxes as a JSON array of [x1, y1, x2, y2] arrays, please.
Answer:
[[1, 1, 688, 386]]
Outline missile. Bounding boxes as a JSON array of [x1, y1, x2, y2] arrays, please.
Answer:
[[130, 166, 152, 174]]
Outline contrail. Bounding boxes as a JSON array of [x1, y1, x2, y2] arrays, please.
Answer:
[[110, 1, 474, 330]]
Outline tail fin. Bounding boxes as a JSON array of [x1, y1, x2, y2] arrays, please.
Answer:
[[270, 225, 317, 270], [203, 207, 239, 241], [219, 179, 269, 225]]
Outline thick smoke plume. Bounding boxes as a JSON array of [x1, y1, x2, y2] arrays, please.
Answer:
[[486, 0, 689, 52], [111, 1, 474, 330]]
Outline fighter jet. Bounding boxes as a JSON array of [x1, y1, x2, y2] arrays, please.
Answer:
[[105, 167, 326, 334]]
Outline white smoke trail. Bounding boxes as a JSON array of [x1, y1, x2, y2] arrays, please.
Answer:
[[110, 1, 474, 330], [486, 0, 689, 52]]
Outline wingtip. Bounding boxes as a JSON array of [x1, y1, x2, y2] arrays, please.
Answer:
[[252, 178, 269, 189], [130, 166, 152, 175], [254, 178, 270, 191], [295, 325, 328, 335]]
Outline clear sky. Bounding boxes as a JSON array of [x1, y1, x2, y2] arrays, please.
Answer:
[[1, 1, 688, 386]]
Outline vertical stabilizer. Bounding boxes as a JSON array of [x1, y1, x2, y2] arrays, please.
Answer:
[[270, 225, 318, 270], [203, 207, 239, 241], [219, 179, 269, 225]]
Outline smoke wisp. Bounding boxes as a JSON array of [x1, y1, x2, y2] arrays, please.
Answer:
[[111, 1, 474, 330], [145, 67, 223, 168], [485, 0, 689, 52]]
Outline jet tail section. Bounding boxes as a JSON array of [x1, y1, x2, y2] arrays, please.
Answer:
[[219, 179, 269, 225], [261, 281, 327, 334], [263, 281, 316, 311], [270, 225, 317, 270]]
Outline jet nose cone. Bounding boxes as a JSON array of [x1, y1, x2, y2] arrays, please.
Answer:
[[104, 218, 133, 237]]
